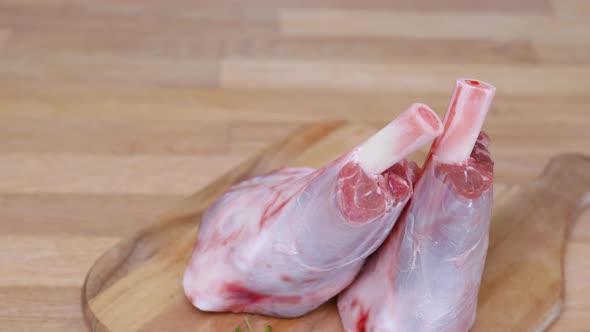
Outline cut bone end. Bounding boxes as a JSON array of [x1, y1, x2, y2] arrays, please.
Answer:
[[358, 103, 443, 175], [434, 78, 496, 164]]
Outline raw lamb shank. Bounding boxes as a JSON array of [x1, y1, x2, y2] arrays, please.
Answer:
[[183, 103, 443, 317], [338, 78, 496, 332]]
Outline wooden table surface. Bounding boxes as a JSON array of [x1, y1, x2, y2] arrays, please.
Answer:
[[1, 1, 589, 331]]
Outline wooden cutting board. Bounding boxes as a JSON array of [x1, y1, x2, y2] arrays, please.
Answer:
[[82, 122, 590, 332]]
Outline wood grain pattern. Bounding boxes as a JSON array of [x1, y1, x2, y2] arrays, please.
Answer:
[[1, 1, 590, 331], [474, 155, 590, 331], [221, 60, 590, 96], [82, 123, 590, 331]]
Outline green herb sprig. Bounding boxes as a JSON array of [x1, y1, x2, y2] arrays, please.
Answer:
[[235, 317, 272, 332]]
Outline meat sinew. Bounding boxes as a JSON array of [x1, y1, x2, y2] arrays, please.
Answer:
[[338, 78, 496, 332], [183, 103, 443, 317]]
